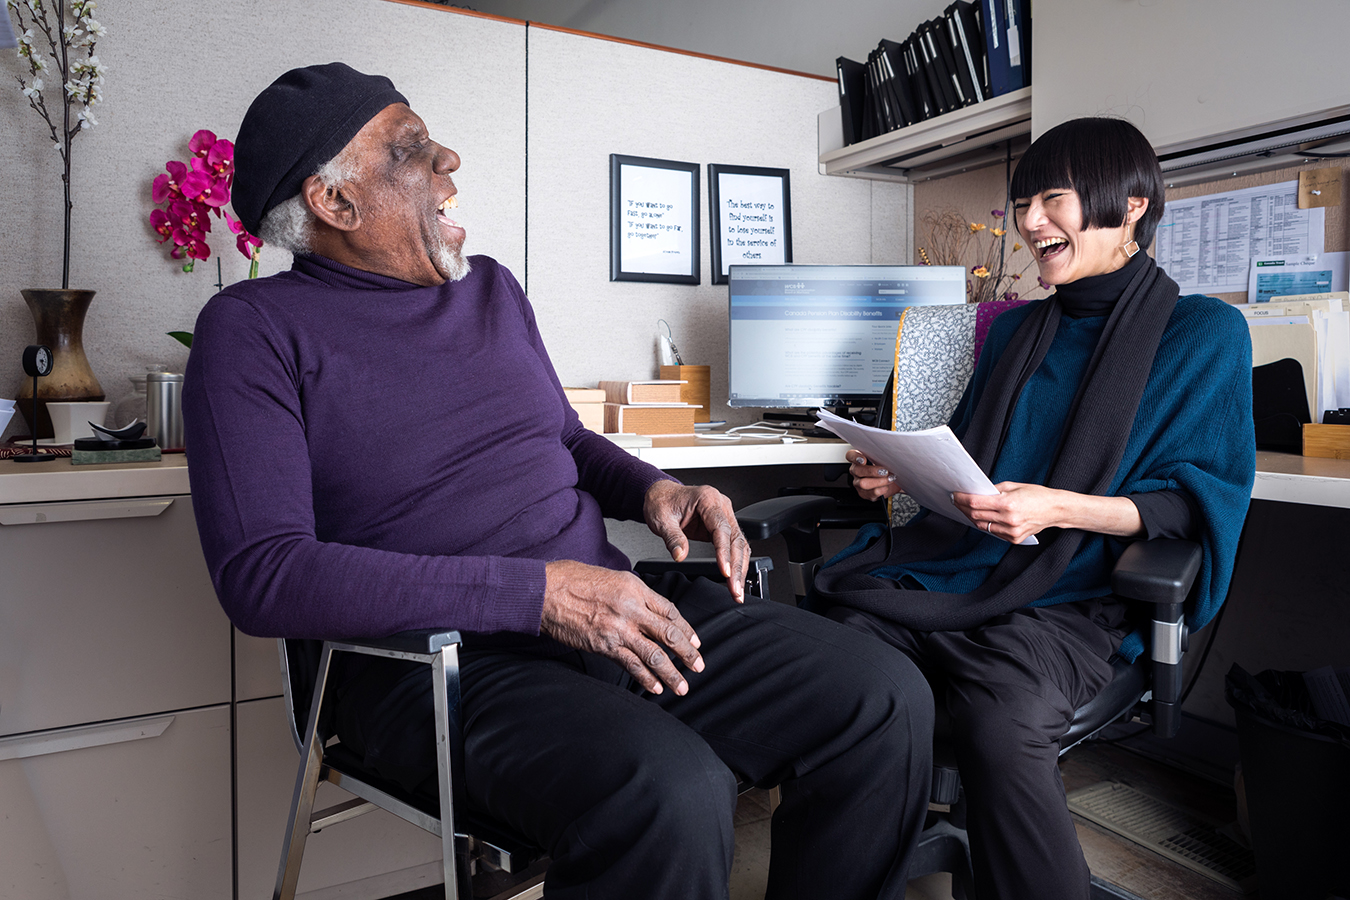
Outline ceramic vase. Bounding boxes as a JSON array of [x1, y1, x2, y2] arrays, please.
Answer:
[[14, 289, 105, 439]]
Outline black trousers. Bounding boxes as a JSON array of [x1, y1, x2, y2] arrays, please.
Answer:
[[829, 598, 1133, 900], [334, 574, 934, 900]]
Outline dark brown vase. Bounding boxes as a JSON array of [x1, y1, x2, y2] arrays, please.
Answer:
[[15, 289, 105, 439]]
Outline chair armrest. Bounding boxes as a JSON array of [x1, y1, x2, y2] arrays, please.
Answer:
[[1110, 538, 1200, 740], [337, 629, 463, 655], [1110, 538, 1202, 606], [735, 495, 839, 540], [634, 557, 774, 600]]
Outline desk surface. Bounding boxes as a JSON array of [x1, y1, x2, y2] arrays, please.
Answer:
[[633, 435, 849, 470], [3, 446, 1350, 510]]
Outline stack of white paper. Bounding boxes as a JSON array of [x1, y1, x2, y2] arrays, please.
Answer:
[[814, 409, 1037, 545]]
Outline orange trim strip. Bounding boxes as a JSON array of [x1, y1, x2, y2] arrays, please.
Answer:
[[376, 1, 834, 83], [379, 0, 527, 27]]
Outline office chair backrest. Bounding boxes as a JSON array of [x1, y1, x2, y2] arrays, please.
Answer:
[[885, 300, 1027, 526]]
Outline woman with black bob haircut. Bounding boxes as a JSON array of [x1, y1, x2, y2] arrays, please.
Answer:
[[815, 117, 1255, 899]]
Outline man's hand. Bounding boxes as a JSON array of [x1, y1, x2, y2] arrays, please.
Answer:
[[848, 449, 905, 502], [542, 559, 704, 695], [643, 480, 751, 602]]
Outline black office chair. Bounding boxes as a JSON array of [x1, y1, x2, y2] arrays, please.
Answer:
[[272, 556, 776, 900], [715, 491, 1201, 900]]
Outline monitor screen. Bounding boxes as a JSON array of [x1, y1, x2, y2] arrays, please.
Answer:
[[727, 264, 967, 409]]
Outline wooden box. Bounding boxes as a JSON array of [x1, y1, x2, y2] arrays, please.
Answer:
[[1302, 423, 1350, 459], [659, 365, 710, 423]]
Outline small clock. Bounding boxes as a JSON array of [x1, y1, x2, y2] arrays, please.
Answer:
[[22, 344, 53, 378]]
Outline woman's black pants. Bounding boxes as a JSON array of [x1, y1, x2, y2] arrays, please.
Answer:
[[830, 597, 1132, 900]]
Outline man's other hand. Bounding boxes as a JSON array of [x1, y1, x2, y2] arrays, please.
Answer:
[[643, 480, 751, 602], [541, 560, 704, 696]]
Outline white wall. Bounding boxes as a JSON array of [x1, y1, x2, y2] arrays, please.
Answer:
[[1, 1, 908, 440], [525, 25, 910, 425], [1032, 0, 1350, 149], [1, 0, 526, 438]]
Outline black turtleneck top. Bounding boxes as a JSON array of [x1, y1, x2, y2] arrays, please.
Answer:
[[1051, 248, 1199, 539]]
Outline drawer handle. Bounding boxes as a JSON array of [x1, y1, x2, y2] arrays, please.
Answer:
[[0, 497, 174, 525], [0, 713, 174, 761]]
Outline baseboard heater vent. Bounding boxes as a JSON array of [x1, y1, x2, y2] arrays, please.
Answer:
[[1067, 781, 1257, 893]]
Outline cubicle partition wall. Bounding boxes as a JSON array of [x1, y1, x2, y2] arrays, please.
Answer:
[[0, 0, 911, 443]]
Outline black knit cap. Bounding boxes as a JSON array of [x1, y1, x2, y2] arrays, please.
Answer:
[[232, 63, 408, 236]]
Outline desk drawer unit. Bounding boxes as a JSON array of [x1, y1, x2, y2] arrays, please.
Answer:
[[0, 495, 230, 736], [0, 704, 232, 899]]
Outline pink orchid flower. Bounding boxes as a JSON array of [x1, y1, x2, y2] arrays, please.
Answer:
[[1037, 275, 1052, 290], [182, 169, 230, 208], [225, 211, 262, 259], [150, 208, 175, 243], [189, 129, 217, 157], [206, 139, 234, 179], [152, 160, 189, 204]]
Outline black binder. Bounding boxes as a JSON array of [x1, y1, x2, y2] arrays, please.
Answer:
[[836, 56, 867, 145], [930, 15, 971, 107], [878, 39, 918, 127], [867, 49, 896, 133], [902, 36, 936, 122], [945, 1, 986, 105], [860, 52, 882, 140], [914, 25, 953, 114]]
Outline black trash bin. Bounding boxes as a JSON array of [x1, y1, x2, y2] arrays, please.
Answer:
[[1226, 664, 1350, 900]]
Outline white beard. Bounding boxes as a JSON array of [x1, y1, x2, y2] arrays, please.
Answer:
[[434, 236, 471, 282]]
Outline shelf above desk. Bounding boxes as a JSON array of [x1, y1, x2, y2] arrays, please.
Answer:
[[818, 87, 1031, 183]]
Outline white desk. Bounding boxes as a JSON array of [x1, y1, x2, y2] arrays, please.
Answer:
[[619, 438, 1350, 511], [631, 435, 849, 470], [1251, 451, 1350, 509]]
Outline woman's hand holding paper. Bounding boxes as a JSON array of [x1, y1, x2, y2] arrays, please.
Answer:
[[953, 482, 1146, 544], [847, 449, 905, 502]]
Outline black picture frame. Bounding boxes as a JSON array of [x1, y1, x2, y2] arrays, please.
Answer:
[[708, 164, 792, 285], [609, 154, 700, 284]]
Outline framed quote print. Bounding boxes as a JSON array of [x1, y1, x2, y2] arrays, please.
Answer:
[[610, 154, 700, 284], [708, 164, 792, 285]]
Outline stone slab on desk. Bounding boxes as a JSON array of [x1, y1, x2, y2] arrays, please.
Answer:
[[0, 454, 190, 504]]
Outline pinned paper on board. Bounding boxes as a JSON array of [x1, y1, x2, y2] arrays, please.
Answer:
[[1298, 169, 1342, 209], [1246, 253, 1347, 304], [1155, 180, 1326, 295]]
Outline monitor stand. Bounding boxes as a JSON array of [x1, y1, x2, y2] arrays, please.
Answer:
[[762, 405, 881, 434]]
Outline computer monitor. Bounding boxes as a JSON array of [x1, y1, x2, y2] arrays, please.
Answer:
[[727, 264, 967, 411]]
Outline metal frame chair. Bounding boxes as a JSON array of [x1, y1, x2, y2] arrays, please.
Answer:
[[274, 631, 544, 900], [272, 556, 776, 900]]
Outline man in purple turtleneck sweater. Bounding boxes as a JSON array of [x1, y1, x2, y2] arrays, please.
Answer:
[[185, 64, 932, 900]]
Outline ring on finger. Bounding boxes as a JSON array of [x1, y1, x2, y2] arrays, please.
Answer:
[[984, 521, 992, 533]]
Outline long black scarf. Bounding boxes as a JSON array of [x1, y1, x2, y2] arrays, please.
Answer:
[[813, 253, 1181, 631]]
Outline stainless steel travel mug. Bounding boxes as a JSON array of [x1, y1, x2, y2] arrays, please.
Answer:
[[146, 371, 185, 450]]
